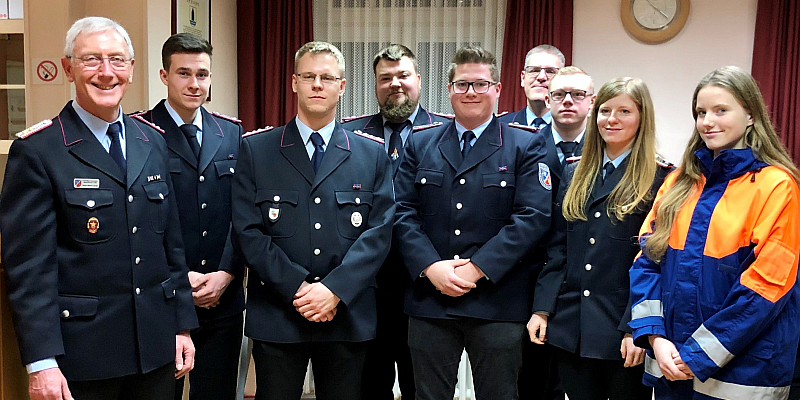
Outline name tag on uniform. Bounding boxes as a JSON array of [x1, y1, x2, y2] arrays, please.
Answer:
[[74, 178, 100, 188]]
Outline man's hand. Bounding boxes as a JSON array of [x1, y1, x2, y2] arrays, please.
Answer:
[[192, 271, 234, 308], [29, 367, 72, 400], [187, 271, 204, 289], [424, 259, 476, 297], [527, 314, 548, 344], [175, 331, 195, 378], [650, 335, 693, 380], [454, 261, 485, 284], [620, 333, 645, 367], [293, 282, 340, 322]]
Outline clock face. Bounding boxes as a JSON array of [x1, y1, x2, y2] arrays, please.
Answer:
[[632, 0, 678, 30]]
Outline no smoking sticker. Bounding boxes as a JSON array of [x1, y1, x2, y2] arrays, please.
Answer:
[[33, 58, 62, 84]]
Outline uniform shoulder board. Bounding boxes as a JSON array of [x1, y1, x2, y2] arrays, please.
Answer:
[[243, 126, 274, 138], [128, 109, 148, 117], [496, 111, 510, 117], [508, 122, 539, 133], [341, 114, 370, 123], [412, 121, 443, 132], [656, 154, 674, 169], [565, 155, 582, 163], [352, 129, 385, 144], [211, 111, 241, 124], [430, 111, 455, 119], [16, 119, 53, 139], [131, 114, 165, 133]]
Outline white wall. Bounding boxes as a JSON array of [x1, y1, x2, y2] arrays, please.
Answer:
[[572, 0, 758, 163]]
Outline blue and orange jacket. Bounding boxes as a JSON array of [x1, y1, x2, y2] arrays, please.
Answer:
[[629, 146, 800, 399]]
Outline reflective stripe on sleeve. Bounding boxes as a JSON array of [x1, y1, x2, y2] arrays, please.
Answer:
[[694, 377, 790, 400], [631, 299, 663, 320], [644, 354, 663, 379], [692, 324, 734, 367]]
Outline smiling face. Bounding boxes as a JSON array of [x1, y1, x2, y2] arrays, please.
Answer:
[[520, 52, 562, 104], [597, 94, 640, 158], [448, 63, 501, 129], [292, 52, 346, 125], [375, 56, 421, 122], [695, 85, 753, 157], [160, 52, 211, 123], [62, 29, 134, 122]]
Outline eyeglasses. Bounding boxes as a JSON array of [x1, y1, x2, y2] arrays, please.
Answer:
[[549, 90, 592, 102], [295, 72, 342, 85], [524, 66, 559, 77], [450, 80, 497, 94], [70, 55, 131, 70]]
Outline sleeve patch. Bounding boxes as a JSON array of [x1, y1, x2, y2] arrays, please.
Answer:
[[352, 129, 384, 144], [131, 115, 165, 133], [243, 126, 274, 138], [538, 162, 552, 191], [16, 119, 53, 139]]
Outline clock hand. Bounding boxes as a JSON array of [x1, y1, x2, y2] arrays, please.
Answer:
[[645, 0, 670, 19]]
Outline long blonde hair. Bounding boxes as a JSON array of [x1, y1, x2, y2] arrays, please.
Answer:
[[644, 66, 800, 262], [563, 77, 657, 222]]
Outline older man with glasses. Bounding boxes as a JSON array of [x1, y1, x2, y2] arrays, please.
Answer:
[[499, 45, 565, 131]]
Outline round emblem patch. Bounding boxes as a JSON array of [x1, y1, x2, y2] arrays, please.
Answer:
[[351, 211, 363, 228]]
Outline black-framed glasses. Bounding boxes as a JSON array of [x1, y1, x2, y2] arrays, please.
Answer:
[[70, 55, 131, 70], [524, 66, 559, 77], [295, 72, 342, 85], [549, 89, 592, 102], [450, 80, 497, 94]]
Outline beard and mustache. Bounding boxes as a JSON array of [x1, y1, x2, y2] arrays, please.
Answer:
[[380, 91, 419, 122]]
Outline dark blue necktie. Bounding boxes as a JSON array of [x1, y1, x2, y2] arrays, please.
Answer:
[[461, 130, 475, 161], [107, 122, 126, 176], [603, 161, 616, 183], [310, 132, 325, 173], [180, 123, 201, 161], [557, 141, 578, 167], [386, 121, 409, 168], [532, 117, 546, 128]]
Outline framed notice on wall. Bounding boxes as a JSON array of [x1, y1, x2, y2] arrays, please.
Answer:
[[172, 0, 211, 43]]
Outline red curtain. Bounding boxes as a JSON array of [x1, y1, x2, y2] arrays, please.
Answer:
[[237, 0, 313, 131], [751, 0, 800, 162], [498, 0, 573, 114]]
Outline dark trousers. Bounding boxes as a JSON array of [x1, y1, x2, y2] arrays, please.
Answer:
[[554, 347, 651, 400], [361, 290, 414, 400], [175, 312, 244, 400], [251, 339, 367, 400], [408, 316, 526, 400], [518, 340, 563, 400], [69, 362, 175, 400], [652, 379, 693, 400]]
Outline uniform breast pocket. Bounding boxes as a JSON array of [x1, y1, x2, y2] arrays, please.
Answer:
[[415, 169, 443, 216], [482, 173, 515, 219], [64, 188, 115, 243], [609, 213, 643, 248], [336, 191, 373, 239], [143, 181, 170, 233], [256, 189, 298, 238], [214, 160, 236, 179]]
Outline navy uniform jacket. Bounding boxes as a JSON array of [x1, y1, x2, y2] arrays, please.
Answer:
[[497, 108, 528, 126], [232, 119, 395, 343], [394, 117, 552, 322], [534, 158, 672, 359], [0, 102, 198, 381], [135, 100, 244, 323]]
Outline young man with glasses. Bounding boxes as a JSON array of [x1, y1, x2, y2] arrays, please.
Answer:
[[0, 17, 197, 400], [393, 45, 552, 400], [231, 41, 394, 400], [499, 45, 565, 131], [132, 32, 245, 400]]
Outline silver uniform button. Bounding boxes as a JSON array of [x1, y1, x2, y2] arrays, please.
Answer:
[[314, 197, 321, 204], [594, 211, 601, 218], [201, 259, 207, 266], [86, 200, 95, 208], [158, 193, 164, 200], [173, 289, 176, 295], [260, 281, 265, 285], [500, 180, 507, 187], [132, 226, 138, 234], [455, 229, 461, 236], [61, 310, 69, 318], [314, 248, 321, 256], [314, 276, 321, 282], [128, 195, 134, 203], [135, 257, 141, 264], [421, 178, 427, 184], [230, 167, 235, 173], [135, 288, 141, 295], [201, 203, 207, 209], [315, 223, 321, 230], [454, 255, 460, 260], [585, 264, 592, 271], [456, 203, 463, 210], [460, 178, 466, 185], [589, 237, 595, 245], [273, 195, 280, 202], [199, 176, 205, 182], [583, 290, 590, 297], [355, 197, 361, 204], [202, 231, 208, 237]]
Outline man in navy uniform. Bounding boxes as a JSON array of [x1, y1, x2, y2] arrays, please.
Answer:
[[394, 45, 552, 399], [498, 45, 565, 131], [232, 41, 394, 400], [343, 43, 449, 400], [0, 17, 197, 400], [134, 33, 244, 400]]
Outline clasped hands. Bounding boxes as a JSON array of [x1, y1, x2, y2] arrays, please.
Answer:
[[423, 259, 484, 297], [188, 270, 234, 309], [650, 335, 694, 381], [293, 281, 340, 322]]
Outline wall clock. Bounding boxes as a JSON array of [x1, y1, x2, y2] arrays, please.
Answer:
[[621, 0, 690, 44]]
